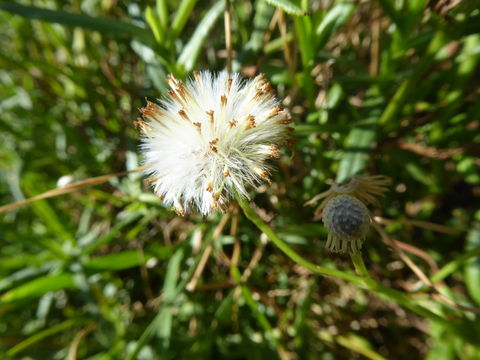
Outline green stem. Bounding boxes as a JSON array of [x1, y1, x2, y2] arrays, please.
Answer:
[[236, 194, 363, 285], [235, 194, 451, 327], [350, 252, 370, 278]]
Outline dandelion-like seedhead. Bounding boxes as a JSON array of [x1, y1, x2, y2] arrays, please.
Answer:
[[137, 71, 291, 216], [306, 175, 391, 253]]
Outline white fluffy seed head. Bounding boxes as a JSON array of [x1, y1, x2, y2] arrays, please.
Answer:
[[322, 194, 370, 254], [138, 71, 291, 216]]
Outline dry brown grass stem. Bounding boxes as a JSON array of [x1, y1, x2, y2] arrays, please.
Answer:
[[186, 213, 231, 292], [224, 0, 233, 74], [0, 165, 147, 215], [373, 216, 460, 235], [67, 323, 97, 360], [373, 221, 480, 314]]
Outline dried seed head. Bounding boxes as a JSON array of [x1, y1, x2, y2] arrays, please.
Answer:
[[322, 195, 370, 254], [305, 175, 391, 220], [306, 174, 390, 253]]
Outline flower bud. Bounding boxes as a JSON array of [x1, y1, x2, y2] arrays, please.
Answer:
[[322, 194, 370, 254]]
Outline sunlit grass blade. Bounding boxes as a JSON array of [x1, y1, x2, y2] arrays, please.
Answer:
[[315, 2, 355, 50], [464, 224, 480, 306], [0, 273, 75, 304], [177, 1, 225, 73], [171, 0, 199, 37], [264, 0, 306, 16], [83, 250, 152, 272], [7, 319, 78, 357], [81, 212, 143, 255], [0, 3, 154, 44]]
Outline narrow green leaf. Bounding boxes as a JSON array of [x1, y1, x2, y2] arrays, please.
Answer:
[[7, 319, 78, 356], [0, 273, 75, 303], [464, 224, 480, 306], [154, 248, 184, 351], [263, 0, 306, 16], [22, 178, 71, 247], [82, 212, 142, 255], [243, 0, 275, 53], [162, 248, 185, 303], [156, 0, 169, 29], [315, 2, 355, 50], [145, 6, 164, 43], [171, 0, 199, 37], [83, 250, 152, 272], [337, 115, 378, 182], [230, 267, 278, 347], [431, 245, 480, 283], [178, 1, 225, 72], [379, 30, 448, 130], [0, 3, 153, 43], [377, 0, 406, 35]]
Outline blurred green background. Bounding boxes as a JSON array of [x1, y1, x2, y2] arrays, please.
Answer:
[[1, 0, 480, 359]]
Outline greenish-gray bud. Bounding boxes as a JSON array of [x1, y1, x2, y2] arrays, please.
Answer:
[[322, 194, 370, 253]]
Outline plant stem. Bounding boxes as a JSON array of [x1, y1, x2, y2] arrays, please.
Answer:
[[236, 194, 363, 285], [350, 252, 370, 278], [235, 194, 452, 327]]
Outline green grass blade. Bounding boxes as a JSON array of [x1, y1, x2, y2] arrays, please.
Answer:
[[264, 0, 306, 16], [0, 3, 153, 43], [464, 224, 480, 306], [83, 250, 152, 272], [377, 0, 407, 35], [177, 1, 225, 73], [243, 0, 275, 53], [0, 273, 75, 303], [336, 114, 378, 182], [81, 212, 142, 255], [126, 247, 185, 359], [315, 2, 355, 50], [171, 0, 199, 37], [145, 6, 164, 43], [7, 319, 78, 356], [379, 30, 448, 130], [156, 0, 169, 29]]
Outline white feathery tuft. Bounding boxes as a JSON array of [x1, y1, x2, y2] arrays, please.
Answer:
[[137, 71, 291, 215]]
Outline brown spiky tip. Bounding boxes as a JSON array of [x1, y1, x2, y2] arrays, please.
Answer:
[[173, 199, 185, 216], [193, 71, 201, 84], [263, 81, 275, 95], [253, 90, 265, 100], [167, 74, 180, 88], [254, 73, 268, 87], [267, 105, 284, 119], [206, 110, 214, 123], [228, 119, 238, 128], [220, 94, 228, 106], [176, 83, 189, 101], [139, 101, 159, 118], [168, 90, 183, 105], [178, 109, 189, 121], [209, 138, 219, 153], [268, 145, 281, 158], [134, 118, 151, 134], [245, 115, 256, 129], [276, 118, 292, 125], [227, 78, 233, 92], [254, 167, 271, 184], [210, 193, 222, 211], [175, 207, 185, 216]]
